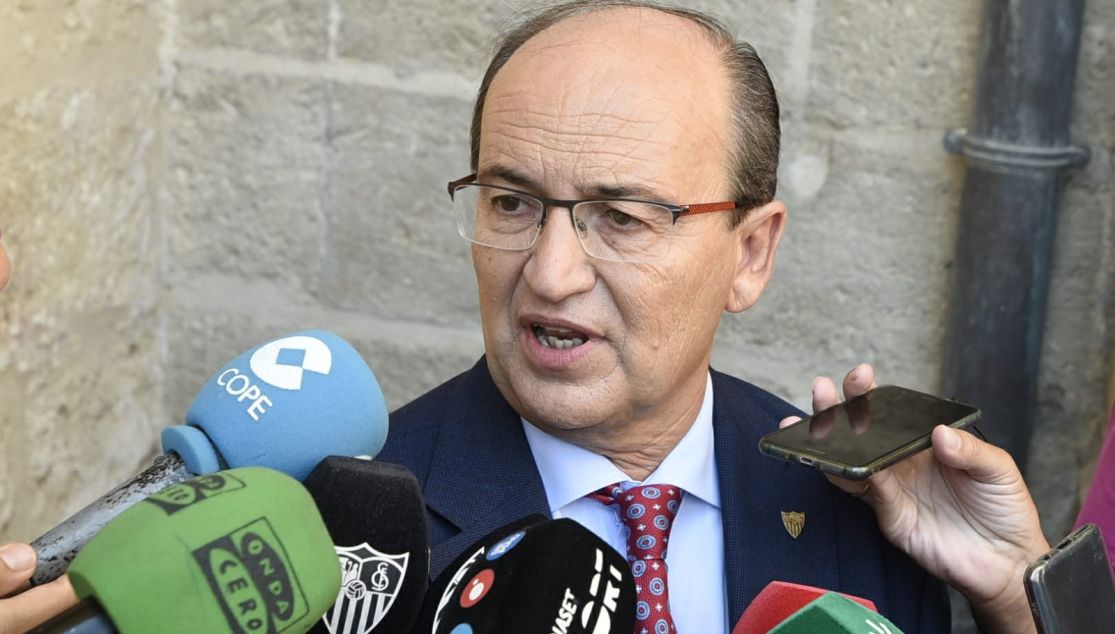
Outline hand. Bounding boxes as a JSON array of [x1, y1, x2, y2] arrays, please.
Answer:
[[780, 364, 1048, 634], [0, 544, 79, 634]]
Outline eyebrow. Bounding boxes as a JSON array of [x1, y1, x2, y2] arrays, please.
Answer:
[[477, 164, 671, 202]]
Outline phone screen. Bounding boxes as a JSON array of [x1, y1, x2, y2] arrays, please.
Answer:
[[762, 385, 980, 467]]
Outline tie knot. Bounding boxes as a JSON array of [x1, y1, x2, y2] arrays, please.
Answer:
[[590, 484, 682, 561]]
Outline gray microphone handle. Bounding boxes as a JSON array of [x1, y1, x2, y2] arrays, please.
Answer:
[[29, 452, 193, 586]]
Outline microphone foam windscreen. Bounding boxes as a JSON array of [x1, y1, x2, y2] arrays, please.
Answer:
[[302, 456, 430, 634], [173, 330, 389, 480], [768, 593, 903, 634], [66, 467, 342, 634], [733, 581, 877, 634], [416, 517, 636, 634]]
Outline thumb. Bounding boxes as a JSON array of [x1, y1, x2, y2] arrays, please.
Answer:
[[779, 415, 802, 429], [932, 425, 1019, 484]]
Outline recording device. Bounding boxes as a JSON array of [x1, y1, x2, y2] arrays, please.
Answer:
[[27, 467, 342, 634], [758, 385, 981, 480], [415, 515, 636, 634], [1025, 523, 1115, 634], [732, 581, 901, 634], [30, 330, 389, 586], [731, 581, 878, 634], [302, 456, 430, 634]]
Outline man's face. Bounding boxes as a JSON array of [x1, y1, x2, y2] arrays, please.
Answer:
[[474, 8, 783, 436]]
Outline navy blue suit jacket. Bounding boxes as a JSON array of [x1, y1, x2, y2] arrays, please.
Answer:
[[379, 357, 950, 632]]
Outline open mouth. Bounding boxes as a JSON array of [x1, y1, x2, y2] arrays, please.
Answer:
[[531, 323, 588, 350]]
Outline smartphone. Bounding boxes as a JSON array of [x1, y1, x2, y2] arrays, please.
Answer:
[[1026, 523, 1115, 634], [757, 385, 981, 480]]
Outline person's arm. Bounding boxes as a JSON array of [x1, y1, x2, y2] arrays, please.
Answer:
[[781, 364, 1047, 634], [0, 544, 79, 634], [0, 226, 10, 291]]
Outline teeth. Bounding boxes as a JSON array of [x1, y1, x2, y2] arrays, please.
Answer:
[[533, 327, 587, 350]]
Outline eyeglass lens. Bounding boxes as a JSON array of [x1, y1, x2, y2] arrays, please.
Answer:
[[452, 184, 675, 262]]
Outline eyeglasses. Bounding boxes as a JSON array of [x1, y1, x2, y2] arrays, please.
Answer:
[[447, 174, 758, 263]]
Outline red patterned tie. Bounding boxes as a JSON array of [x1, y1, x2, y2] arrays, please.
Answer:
[[589, 483, 682, 634]]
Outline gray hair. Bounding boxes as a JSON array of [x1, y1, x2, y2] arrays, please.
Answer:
[[469, 0, 781, 227]]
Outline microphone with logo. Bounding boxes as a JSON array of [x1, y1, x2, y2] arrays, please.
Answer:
[[30, 330, 389, 586], [301, 456, 430, 634], [26, 467, 342, 634], [415, 516, 635, 634], [732, 581, 904, 634]]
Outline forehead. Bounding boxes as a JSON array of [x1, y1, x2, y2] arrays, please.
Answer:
[[479, 7, 733, 200]]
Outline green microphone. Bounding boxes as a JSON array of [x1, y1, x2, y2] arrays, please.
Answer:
[[767, 592, 906, 633], [29, 467, 341, 634]]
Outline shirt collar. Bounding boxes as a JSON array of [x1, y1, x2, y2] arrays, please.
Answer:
[[522, 372, 720, 513]]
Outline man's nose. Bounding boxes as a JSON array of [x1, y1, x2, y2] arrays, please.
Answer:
[[522, 207, 596, 302]]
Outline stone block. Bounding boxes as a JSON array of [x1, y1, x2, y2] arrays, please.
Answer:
[[715, 127, 964, 403], [0, 309, 163, 541], [808, 0, 982, 129], [1072, 0, 1115, 145], [165, 294, 484, 424], [166, 67, 327, 304], [336, 0, 510, 77], [324, 83, 480, 326], [1029, 147, 1115, 538], [178, 0, 328, 60]]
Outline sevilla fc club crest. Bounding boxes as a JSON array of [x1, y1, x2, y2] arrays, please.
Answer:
[[323, 543, 409, 634]]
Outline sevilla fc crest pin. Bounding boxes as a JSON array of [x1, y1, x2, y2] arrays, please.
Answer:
[[323, 543, 410, 634], [781, 511, 805, 539]]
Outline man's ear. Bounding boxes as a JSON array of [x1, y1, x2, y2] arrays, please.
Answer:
[[725, 200, 787, 313]]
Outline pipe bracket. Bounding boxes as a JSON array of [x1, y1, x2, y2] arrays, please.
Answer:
[[944, 128, 1091, 170]]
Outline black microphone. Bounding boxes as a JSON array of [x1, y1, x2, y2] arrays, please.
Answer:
[[415, 516, 635, 634], [301, 456, 430, 634]]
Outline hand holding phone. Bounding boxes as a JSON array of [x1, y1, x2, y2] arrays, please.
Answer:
[[777, 365, 1049, 634]]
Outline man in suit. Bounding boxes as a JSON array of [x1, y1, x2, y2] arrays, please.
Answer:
[[379, 1, 1048, 633]]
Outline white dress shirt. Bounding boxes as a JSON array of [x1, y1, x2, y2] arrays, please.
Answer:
[[522, 373, 728, 634]]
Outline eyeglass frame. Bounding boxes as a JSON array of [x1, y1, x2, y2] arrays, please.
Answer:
[[446, 173, 764, 226]]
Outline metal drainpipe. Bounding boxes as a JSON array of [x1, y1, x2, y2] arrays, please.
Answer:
[[941, 0, 1090, 471]]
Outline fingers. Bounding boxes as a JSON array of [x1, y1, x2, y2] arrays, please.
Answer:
[[842, 362, 876, 398], [0, 544, 35, 597], [0, 576, 78, 634], [812, 376, 840, 412], [932, 425, 1019, 484], [779, 415, 802, 429]]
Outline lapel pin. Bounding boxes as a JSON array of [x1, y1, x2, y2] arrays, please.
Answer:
[[781, 511, 805, 539]]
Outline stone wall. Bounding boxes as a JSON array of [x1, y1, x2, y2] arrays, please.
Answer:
[[2, 2, 1114, 630], [0, 0, 169, 540]]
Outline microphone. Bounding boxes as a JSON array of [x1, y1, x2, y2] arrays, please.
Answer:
[[27, 467, 342, 634], [415, 516, 636, 634], [30, 330, 388, 586], [301, 456, 430, 634], [732, 581, 900, 634]]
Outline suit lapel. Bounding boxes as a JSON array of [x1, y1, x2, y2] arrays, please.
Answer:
[[422, 358, 551, 578], [712, 370, 840, 623]]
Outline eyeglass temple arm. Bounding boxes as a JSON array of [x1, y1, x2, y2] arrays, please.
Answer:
[[447, 174, 479, 198]]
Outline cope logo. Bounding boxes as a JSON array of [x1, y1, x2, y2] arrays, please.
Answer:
[[216, 336, 333, 421], [145, 473, 246, 515], [193, 518, 309, 634], [460, 569, 495, 608]]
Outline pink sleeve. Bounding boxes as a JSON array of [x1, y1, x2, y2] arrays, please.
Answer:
[[1075, 401, 1115, 567]]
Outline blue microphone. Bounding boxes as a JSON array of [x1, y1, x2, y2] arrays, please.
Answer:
[[30, 330, 388, 586]]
